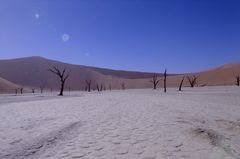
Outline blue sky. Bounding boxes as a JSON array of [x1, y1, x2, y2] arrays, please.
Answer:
[[0, 0, 240, 73]]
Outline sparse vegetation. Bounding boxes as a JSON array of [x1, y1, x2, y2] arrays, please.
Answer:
[[187, 75, 198, 88], [150, 73, 161, 89], [48, 66, 70, 96]]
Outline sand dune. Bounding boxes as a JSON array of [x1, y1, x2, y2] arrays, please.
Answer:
[[0, 56, 239, 92], [0, 77, 19, 93], [0, 56, 158, 91]]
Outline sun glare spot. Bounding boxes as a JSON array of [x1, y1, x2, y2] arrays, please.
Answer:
[[62, 34, 70, 42], [34, 13, 40, 19]]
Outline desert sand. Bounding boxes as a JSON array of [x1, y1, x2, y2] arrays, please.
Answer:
[[0, 57, 239, 93], [0, 86, 240, 159]]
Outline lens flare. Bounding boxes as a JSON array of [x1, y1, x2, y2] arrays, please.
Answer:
[[62, 34, 70, 42]]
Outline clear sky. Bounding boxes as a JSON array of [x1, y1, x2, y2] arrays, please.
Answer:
[[0, 0, 240, 73]]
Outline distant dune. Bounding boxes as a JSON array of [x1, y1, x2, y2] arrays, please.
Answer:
[[0, 56, 158, 92], [0, 56, 239, 93], [0, 77, 19, 93]]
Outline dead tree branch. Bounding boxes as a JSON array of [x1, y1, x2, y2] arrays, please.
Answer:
[[179, 76, 185, 91]]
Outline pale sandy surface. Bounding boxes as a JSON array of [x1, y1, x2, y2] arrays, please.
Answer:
[[0, 87, 240, 159]]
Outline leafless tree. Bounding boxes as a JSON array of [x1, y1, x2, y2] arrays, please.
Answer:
[[85, 80, 91, 92], [179, 76, 185, 91], [20, 88, 23, 94], [164, 69, 167, 93], [109, 84, 112, 91], [121, 82, 125, 90], [150, 73, 160, 89], [96, 84, 100, 92], [40, 87, 43, 94], [236, 75, 240, 86], [48, 66, 70, 96], [187, 75, 198, 88]]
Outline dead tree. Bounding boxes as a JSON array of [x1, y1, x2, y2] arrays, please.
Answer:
[[150, 73, 160, 89], [164, 69, 167, 93], [96, 84, 100, 92], [121, 82, 125, 90], [20, 88, 23, 94], [48, 66, 70, 96], [178, 76, 185, 91], [40, 87, 43, 94], [236, 75, 240, 86], [109, 84, 112, 91], [85, 80, 91, 92], [187, 75, 198, 88]]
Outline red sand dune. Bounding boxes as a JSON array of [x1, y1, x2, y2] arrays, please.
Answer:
[[0, 77, 19, 93], [0, 56, 239, 93]]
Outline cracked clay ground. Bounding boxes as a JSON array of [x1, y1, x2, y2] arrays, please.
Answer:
[[0, 87, 240, 159]]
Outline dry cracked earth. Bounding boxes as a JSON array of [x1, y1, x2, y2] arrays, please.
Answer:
[[0, 87, 240, 159]]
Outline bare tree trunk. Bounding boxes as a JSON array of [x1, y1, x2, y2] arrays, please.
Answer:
[[48, 66, 70, 96], [97, 84, 100, 92], [164, 69, 167, 93], [179, 76, 185, 91], [85, 80, 91, 92], [20, 88, 23, 94], [109, 84, 112, 91], [236, 75, 240, 86], [121, 82, 125, 90], [59, 82, 64, 96]]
